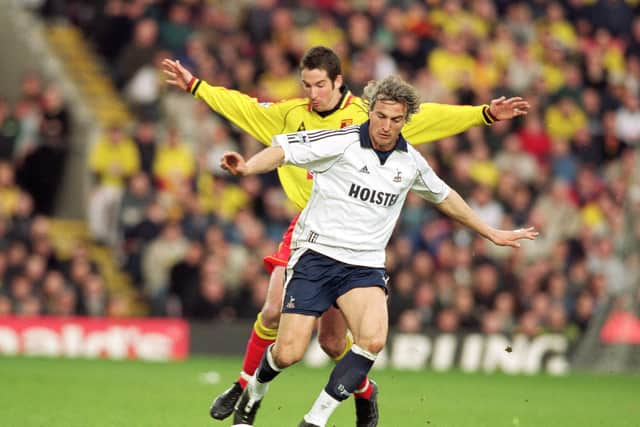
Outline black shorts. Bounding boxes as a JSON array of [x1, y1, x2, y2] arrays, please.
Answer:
[[282, 249, 388, 317]]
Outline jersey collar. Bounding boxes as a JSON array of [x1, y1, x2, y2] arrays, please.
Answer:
[[309, 85, 354, 117], [359, 121, 408, 152]]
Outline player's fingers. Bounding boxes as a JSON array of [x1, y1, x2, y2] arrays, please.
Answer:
[[162, 59, 177, 69], [222, 153, 240, 168], [501, 239, 520, 248], [514, 227, 538, 239], [512, 105, 529, 115], [220, 159, 232, 172]]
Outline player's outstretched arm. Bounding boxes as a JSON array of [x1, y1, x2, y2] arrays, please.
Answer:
[[161, 58, 287, 146], [161, 59, 194, 91], [435, 189, 538, 248], [220, 147, 285, 176], [402, 96, 531, 145]]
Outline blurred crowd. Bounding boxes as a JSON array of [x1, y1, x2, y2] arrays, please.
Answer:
[[0, 73, 130, 317], [13, 0, 640, 341]]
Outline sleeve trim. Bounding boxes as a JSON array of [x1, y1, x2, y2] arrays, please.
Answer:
[[482, 105, 499, 125], [190, 79, 202, 96]]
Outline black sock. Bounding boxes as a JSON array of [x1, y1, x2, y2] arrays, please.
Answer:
[[255, 344, 281, 384], [324, 345, 375, 401]]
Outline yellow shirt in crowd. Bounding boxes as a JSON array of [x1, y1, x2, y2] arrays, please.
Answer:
[[89, 136, 140, 188], [545, 105, 587, 140], [153, 143, 195, 191]]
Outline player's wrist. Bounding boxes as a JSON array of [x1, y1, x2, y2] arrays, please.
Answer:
[[186, 76, 198, 93], [483, 105, 499, 123]]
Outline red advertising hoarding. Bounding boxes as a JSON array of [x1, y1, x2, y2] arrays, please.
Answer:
[[600, 311, 640, 345], [0, 316, 189, 361]]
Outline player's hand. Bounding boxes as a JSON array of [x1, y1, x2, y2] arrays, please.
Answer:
[[489, 226, 538, 248], [489, 96, 530, 120], [161, 58, 194, 91], [220, 151, 248, 176]]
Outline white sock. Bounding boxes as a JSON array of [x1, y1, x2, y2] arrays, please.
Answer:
[[247, 346, 280, 401], [247, 375, 269, 401], [304, 390, 341, 427]]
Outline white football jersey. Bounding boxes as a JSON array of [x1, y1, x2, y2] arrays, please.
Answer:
[[273, 122, 451, 268]]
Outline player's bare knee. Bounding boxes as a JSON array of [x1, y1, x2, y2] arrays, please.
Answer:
[[272, 345, 303, 368], [318, 334, 346, 359]]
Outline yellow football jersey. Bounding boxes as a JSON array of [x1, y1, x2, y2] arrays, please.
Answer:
[[191, 80, 493, 210]]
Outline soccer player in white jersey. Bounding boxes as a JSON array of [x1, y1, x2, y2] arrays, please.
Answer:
[[221, 76, 538, 427]]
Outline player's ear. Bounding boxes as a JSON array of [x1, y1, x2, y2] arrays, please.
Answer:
[[334, 74, 343, 90]]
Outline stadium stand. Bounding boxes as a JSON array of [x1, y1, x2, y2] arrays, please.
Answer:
[[1, 1, 638, 354]]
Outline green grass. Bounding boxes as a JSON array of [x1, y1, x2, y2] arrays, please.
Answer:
[[0, 355, 638, 427]]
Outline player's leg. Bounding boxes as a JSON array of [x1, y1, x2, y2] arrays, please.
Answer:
[[239, 265, 285, 379], [234, 249, 332, 426], [302, 271, 388, 427], [209, 266, 284, 420], [318, 308, 379, 426], [209, 215, 299, 420], [233, 311, 317, 425], [210, 216, 297, 420], [318, 306, 349, 359]]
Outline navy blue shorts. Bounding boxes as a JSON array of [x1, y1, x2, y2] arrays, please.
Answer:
[[282, 249, 389, 317]]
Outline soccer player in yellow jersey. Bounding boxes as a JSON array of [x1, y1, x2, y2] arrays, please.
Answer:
[[162, 46, 529, 426]]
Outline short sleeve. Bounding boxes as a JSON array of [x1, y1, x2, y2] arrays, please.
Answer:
[[410, 148, 451, 203]]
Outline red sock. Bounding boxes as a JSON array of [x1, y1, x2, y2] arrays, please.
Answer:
[[237, 320, 276, 388], [353, 377, 373, 399]]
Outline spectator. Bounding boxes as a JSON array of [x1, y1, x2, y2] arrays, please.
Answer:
[[115, 18, 159, 88], [133, 121, 157, 176], [0, 162, 20, 218], [614, 92, 640, 145], [17, 84, 70, 215], [494, 133, 539, 184], [142, 222, 188, 315], [545, 96, 588, 140], [167, 239, 204, 316], [89, 126, 140, 244], [118, 172, 155, 239], [152, 127, 194, 196], [0, 98, 20, 160]]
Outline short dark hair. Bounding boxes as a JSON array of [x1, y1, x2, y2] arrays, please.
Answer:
[[300, 46, 342, 82]]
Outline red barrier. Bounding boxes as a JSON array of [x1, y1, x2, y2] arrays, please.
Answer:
[[0, 316, 190, 361], [600, 311, 640, 345]]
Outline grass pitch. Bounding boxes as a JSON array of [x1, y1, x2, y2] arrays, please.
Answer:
[[0, 355, 638, 427]]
